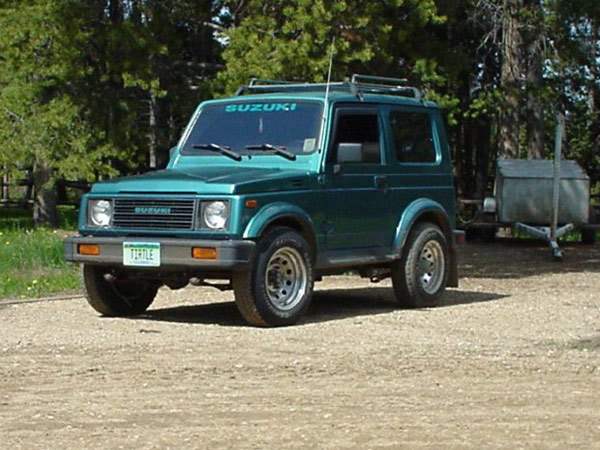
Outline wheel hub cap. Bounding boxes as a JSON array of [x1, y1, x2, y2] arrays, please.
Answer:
[[265, 247, 308, 311], [418, 240, 445, 294]]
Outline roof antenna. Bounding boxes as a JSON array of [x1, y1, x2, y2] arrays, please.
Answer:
[[324, 36, 335, 103], [321, 37, 335, 131]]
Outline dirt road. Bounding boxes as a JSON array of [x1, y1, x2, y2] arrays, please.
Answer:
[[1, 241, 599, 448]]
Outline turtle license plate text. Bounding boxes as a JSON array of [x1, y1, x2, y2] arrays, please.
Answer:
[[123, 242, 161, 267]]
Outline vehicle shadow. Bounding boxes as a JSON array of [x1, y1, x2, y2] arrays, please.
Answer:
[[305, 287, 508, 324], [137, 301, 248, 327], [133, 287, 508, 327], [461, 239, 600, 280]]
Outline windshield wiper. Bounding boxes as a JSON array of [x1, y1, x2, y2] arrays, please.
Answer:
[[192, 143, 242, 161], [245, 144, 296, 161]]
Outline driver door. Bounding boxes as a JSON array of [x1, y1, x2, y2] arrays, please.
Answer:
[[323, 106, 392, 250]]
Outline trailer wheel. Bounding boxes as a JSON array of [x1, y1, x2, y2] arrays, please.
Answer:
[[392, 223, 449, 308], [581, 229, 597, 245], [481, 213, 497, 242]]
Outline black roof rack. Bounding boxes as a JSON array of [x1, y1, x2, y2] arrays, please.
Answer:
[[248, 78, 298, 86], [235, 74, 423, 100]]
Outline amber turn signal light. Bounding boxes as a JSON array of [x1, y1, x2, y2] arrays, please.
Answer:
[[78, 244, 100, 256], [245, 199, 258, 209], [192, 247, 217, 260]]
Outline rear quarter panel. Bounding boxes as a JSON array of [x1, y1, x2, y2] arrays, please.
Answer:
[[381, 105, 456, 248]]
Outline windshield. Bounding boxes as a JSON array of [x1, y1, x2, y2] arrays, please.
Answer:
[[181, 101, 323, 156]]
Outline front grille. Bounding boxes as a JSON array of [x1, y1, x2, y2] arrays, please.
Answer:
[[113, 198, 195, 230]]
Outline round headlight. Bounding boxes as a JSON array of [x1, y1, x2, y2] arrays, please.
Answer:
[[89, 200, 113, 227], [203, 201, 228, 229]]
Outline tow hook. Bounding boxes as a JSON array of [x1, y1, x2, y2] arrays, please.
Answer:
[[103, 273, 117, 283]]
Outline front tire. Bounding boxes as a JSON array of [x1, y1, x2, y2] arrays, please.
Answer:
[[392, 222, 449, 308], [232, 227, 314, 327], [82, 264, 158, 316]]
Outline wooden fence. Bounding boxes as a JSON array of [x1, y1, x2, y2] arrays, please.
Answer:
[[0, 169, 89, 207]]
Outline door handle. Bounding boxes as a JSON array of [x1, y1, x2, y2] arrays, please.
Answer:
[[374, 176, 388, 188]]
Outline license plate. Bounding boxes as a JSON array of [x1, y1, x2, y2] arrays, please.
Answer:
[[123, 242, 161, 267]]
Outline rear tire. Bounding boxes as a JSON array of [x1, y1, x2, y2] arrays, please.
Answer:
[[82, 264, 158, 316], [392, 223, 449, 308], [232, 227, 314, 327]]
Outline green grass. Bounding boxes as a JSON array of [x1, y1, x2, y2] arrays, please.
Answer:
[[0, 206, 80, 299], [0, 205, 78, 230]]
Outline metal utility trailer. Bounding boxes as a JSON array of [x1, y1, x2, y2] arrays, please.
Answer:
[[461, 158, 599, 260], [460, 114, 600, 260], [495, 160, 589, 225]]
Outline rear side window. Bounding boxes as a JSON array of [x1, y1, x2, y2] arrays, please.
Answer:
[[389, 111, 437, 164]]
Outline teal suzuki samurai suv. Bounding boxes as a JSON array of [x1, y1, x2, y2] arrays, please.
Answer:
[[64, 75, 463, 327]]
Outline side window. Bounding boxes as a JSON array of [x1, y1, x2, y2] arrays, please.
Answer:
[[332, 112, 381, 164], [389, 111, 437, 164]]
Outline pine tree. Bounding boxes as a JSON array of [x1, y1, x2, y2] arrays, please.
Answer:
[[0, 0, 104, 227], [217, 0, 445, 93]]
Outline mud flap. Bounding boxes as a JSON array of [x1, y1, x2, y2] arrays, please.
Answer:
[[448, 230, 464, 288], [448, 246, 459, 288]]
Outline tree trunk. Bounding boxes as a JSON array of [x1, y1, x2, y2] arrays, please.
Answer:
[[148, 93, 157, 169], [109, 0, 121, 23], [590, 81, 600, 168], [475, 120, 492, 199], [24, 168, 33, 201], [525, 59, 544, 159], [588, 22, 599, 171], [56, 179, 67, 204], [2, 170, 8, 201], [454, 123, 464, 198], [32, 162, 58, 228], [464, 117, 475, 197], [498, 0, 523, 159], [524, 0, 544, 159]]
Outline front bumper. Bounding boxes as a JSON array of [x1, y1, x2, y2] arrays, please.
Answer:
[[64, 235, 255, 270]]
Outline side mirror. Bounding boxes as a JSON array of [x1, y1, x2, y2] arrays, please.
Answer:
[[336, 143, 363, 164], [169, 147, 177, 158]]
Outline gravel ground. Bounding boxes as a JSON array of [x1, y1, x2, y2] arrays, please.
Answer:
[[1, 240, 599, 449]]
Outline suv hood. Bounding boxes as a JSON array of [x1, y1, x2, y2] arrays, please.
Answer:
[[90, 166, 312, 195]]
